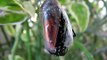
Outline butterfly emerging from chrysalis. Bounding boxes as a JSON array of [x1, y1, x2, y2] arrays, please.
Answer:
[[41, 0, 76, 56]]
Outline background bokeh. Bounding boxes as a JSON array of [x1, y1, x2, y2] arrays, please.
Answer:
[[0, 0, 107, 60]]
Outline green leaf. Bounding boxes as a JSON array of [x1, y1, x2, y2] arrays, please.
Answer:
[[0, 9, 26, 24], [0, 0, 15, 6], [8, 54, 24, 60], [15, 55, 24, 60], [13, 0, 35, 16], [4, 25, 16, 36], [70, 2, 90, 32], [22, 1, 35, 16], [0, 0, 23, 10], [0, 0, 26, 24], [59, 0, 66, 5], [74, 40, 94, 60]]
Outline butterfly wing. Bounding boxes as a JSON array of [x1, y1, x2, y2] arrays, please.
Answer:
[[41, 0, 75, 56], [42, 0, 60, 54]]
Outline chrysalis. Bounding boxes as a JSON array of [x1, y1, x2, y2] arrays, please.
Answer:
[[41, 0, 76, 56]]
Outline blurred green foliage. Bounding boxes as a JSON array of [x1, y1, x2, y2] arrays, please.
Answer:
[[0, 0, 107, 60]]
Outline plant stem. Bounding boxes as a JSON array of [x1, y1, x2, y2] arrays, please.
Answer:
[[24, 21, 32, 60], [11, 25, 23, 60]]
